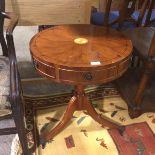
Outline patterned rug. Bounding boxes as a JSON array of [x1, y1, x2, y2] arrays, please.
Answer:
[[14, 85, 155, 155], [109, 122, 155, 155]]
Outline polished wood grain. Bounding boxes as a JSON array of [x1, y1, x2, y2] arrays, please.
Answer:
[[30, 24, 132, 144], [30, 25, 132, 85]]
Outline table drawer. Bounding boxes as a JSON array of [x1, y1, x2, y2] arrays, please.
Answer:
[[59, 66, 117, 84]]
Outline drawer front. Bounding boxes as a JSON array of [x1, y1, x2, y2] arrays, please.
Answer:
[[59, 66, 117, 84], [32, 56, 131, 84]]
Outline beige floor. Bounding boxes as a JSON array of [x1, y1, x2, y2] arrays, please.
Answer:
[[36, 96, 155, 155]]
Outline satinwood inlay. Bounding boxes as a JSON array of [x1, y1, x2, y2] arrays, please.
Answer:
[[74, 38, 88, 45]]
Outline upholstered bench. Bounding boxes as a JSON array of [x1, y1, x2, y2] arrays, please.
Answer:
[[0, 56, 11, 117]]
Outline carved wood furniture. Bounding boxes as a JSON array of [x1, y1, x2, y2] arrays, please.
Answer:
[[144, 0, 155, 26], [0, 0, 29, 154], [118, 27, 155, 118], [91, 0, 149, 29], [30, 24, 133, 145], [115, 0, 155, 119]]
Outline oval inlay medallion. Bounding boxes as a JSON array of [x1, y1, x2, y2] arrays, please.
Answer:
[[74, 38, 88, 45]]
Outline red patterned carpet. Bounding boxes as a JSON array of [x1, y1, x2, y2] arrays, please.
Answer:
[[109, 122, 155, 155]]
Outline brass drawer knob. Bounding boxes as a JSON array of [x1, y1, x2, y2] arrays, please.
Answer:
[[83, 72, 93, 80]]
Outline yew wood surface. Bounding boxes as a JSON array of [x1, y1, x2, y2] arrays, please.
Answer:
[[30, 24, 133, 85], [30, 24, 131, 144]]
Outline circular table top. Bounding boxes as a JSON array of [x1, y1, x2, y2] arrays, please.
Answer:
[[30, 25, 132, 69]]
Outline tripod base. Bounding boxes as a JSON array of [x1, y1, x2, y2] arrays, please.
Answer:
[[40, 85, 125, 148]]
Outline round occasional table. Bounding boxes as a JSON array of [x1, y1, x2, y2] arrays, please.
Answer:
[[30, 24, 133, 145]]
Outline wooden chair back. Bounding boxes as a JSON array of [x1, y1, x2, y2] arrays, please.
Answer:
[[102, 0, 112, 26], [119, 0, 137, 19], [99, 0, 150, 28], [117, 0, 149, 27], [0, 0, 8, 56], [144, 0, 155, 26], [5, 0, 91, 26], [136, 0, 150, 26]]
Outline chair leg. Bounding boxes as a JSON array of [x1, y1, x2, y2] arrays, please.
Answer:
[[134, 71, 149, 105], [12, 105, 30, 155], [129, 62, 153, 118]]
